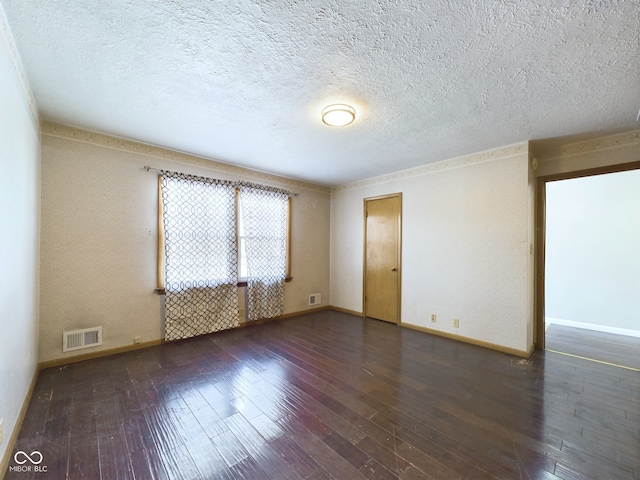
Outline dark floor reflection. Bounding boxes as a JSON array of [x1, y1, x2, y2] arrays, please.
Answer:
[[6, 311, 639, 479]]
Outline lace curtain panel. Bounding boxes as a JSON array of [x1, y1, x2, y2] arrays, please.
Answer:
[[161, 172, 240, 341], [239, 183, 288, 321]]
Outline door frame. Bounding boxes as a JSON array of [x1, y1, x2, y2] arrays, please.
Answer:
[[363, 193, 403, 324], [534, 160, 640, 349]]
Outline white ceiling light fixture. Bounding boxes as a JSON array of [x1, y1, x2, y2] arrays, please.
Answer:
[[321, 104, 356, 127]]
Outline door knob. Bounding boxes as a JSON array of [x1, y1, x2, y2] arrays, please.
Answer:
[[391, 268, 397, 271]]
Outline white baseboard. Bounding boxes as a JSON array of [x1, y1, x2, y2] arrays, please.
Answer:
[[545, 317, 640, 338]]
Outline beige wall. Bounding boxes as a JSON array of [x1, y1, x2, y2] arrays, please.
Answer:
[[329, 130, 640, 355], [39, 123, 330, 363], [29, 113, 640, 367], [331, 143, 534, 354], [0, 7, 40, 466]]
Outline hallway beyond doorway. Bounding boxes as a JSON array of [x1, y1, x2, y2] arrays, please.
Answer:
[[545, 323, 640, 371]]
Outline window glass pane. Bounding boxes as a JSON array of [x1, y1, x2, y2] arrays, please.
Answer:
[[240, 189, 288, 280], [163, 176, 237, 288], [237, 202, 247, 279]]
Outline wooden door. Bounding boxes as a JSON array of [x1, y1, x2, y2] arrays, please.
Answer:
[[364, 194, 402, 324]]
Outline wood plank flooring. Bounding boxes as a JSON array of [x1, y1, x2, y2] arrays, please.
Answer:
[[5, 310, 640, 479], [546, 323, 640, 371]]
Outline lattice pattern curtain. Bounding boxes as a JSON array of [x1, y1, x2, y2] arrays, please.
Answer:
[[161, 171, 240, 341], [239, 183, 288, 321]]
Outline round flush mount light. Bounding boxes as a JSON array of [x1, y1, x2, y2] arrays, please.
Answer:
[[321, 104, 356, 127]]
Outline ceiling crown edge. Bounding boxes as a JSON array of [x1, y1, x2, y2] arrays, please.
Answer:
[[331, 142, 529, 193], [41, 121, 331, 194], [0, 4, 39, 126], [536, 130, 640, 163]]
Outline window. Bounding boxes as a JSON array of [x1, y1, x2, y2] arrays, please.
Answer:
[[238, 186, 290, 283], [158, 172, 240, 340], [157, 171, 293, 339], [156, 174, 292, 292], [237, 197, 248, 280], [162, 177, 237, 288]]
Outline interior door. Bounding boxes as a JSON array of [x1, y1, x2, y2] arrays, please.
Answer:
[[364, 194, 402, 324]]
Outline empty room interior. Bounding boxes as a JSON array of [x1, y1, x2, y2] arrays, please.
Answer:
[[1, 1, 639, 479], [544, 170, 640, 369]]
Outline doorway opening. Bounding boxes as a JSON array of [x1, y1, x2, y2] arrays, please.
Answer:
[[536, 162, 640, 370]]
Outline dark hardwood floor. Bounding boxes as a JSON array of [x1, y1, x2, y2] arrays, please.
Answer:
[[545, 323, 640, 371], [5, 311, 640, 479]]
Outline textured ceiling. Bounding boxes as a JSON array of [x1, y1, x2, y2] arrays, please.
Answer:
[[2, 0, 639, 186]]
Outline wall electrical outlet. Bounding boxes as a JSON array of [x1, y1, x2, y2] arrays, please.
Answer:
[[134, 336, 141, 344], [453, 318, 460, 328], [431, 314, 436, 322]]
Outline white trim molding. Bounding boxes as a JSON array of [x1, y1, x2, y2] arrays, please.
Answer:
[[545, 317, 640, 339]]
